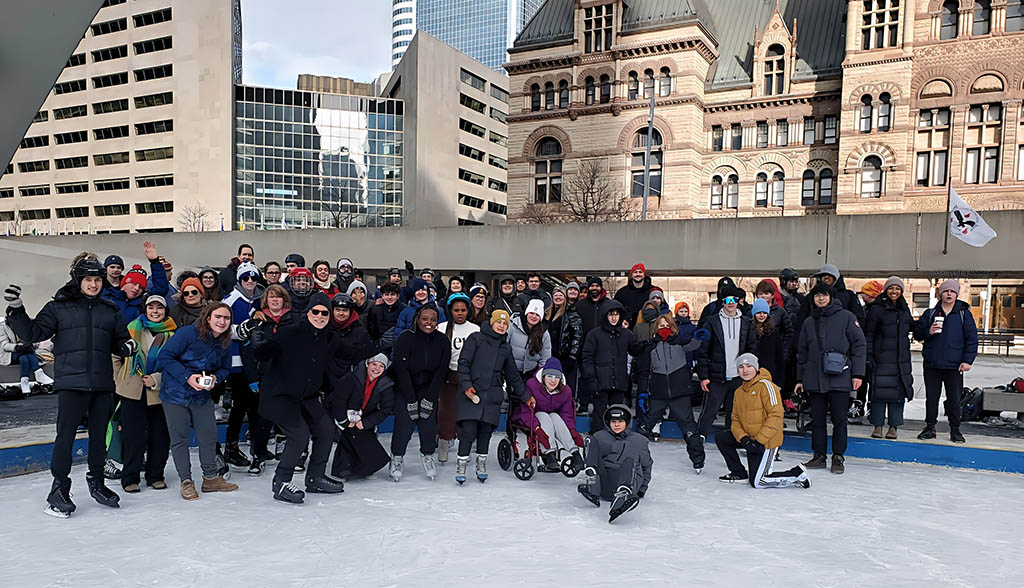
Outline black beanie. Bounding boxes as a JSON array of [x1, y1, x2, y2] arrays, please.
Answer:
[[809, 282, 835, 300], [587, 276, 603, 288], [308, 291, 331, 311]]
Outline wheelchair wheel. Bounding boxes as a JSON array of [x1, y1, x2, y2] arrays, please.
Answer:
[[497, 438, 513, 471], [560, 455, 581, 478], [513, 458, 534, 481]]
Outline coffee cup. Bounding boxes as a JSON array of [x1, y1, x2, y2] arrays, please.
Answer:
[[934, 316, 944, 332]]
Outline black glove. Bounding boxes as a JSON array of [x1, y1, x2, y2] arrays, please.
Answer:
[[404, 260, 414, 275], [237, 318, 262, 341], [250, 327, 267, 347], [121, 339, 139, 358], [14, 343, 33, 354], [741, 436, 763, 451], [637, 490, 645, 499], [4, 285, 23, 308]]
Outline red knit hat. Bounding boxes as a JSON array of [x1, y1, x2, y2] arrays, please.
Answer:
[[121, 265, 148, 290], [631, 263, 646, 275]]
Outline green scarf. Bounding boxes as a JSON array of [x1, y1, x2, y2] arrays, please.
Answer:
[[125, 316, 177, 377]]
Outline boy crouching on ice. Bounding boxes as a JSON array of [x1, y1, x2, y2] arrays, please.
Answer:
[[577, 405, 653, 523], [715, 353, 810, 489]]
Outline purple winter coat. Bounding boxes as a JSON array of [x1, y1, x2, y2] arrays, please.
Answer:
[[511, 369, 577, 433]]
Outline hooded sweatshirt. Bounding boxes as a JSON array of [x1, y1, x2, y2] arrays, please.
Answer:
[[720, 308, 742, 379]]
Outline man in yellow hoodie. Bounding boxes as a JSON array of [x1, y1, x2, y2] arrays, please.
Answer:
[[715, 353, 810, 489]]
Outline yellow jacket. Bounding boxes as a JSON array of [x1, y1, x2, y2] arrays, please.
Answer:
[[730, 368, 783, 449]]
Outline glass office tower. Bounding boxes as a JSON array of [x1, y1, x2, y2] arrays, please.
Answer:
[[233, 85, 404, 229], [415, 0, 543, 71]]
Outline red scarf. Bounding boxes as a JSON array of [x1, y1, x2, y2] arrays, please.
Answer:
[[362, 374, 379, 410]]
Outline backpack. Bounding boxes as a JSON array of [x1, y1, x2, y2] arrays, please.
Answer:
[[960, 387, 984, 422]]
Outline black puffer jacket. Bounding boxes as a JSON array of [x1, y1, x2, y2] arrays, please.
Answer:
[[367, 300, 406, 349], [613, 276, 652, 326], [864, 296, 914, 402], [456, 322, 528, 426], [796, 299, 867, 394], [576, 291, 613, 342], [254, 318, 333, 429], [392, 312, 451, 403], [581, 300, 634, 394], [7, 282, 130, 392], [325, 367, 395, 430], [550, 305, 583, 359], [328, 318, 376, 382], [696, 310, 755, 384]]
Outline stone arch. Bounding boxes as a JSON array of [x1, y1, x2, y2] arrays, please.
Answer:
[[920, 78, 954, 100], [925, 0, 971, 13], [618, 57, 677, 80], [969, 72, 1006, 95], [957, 62, 1013, 97], [703, 155, 747, 178], [521, 125, 572, 160], [576, 65, 615, 87], [805, 148, 840, 167], [846, 82, 905, 108], [523, 76, 544, 95], [845, 142, 898, 169], [617, 114, 676, 150], [751, 152, 795, 177], [912, 66, 957, 101]]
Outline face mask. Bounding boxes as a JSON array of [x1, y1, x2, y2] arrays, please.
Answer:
[[657, 327, 673, 341], [642, 306, 659, 322]]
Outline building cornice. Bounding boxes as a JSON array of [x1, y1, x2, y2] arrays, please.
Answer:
[[703, 91, 841, 113]]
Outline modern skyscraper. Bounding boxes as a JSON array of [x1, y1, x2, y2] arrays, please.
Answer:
[[392, 0, 543, 72]]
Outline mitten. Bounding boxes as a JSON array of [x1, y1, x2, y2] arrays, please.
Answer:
[[571, 430, 585, 448], [406, 402, 420, 421], [4, 285, 23, 308], [14, 342, 33, 354], [533, 426, 550, 450], [418, 398, 434, 420], [120, 339, 139, 357], [248, 382, 259, 394]]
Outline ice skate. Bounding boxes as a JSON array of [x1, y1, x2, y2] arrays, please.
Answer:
[[577, 484, 601, 507], [455, 456, 469, 485], [475, 454, 488, 482], [103, 458, 122, 480], [693, 461, 704, 475], [272, 478, 304, 504], [305, 475, 344, 494], [294, 449, 308, 472], [389, 455, 404, 482], [224, 442, 251, 468], [248, 457, 266, 476], [34, 368, 54, 386], [422, 454, 437, 480], [45, 478, 75, 518], [608, 485, 639, 523], [86, 473, 120, 508]]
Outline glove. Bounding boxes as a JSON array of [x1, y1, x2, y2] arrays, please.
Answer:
[[248, 382, 259, 394], [637, 392, 649, 415], [14, 343, 33, 354], [583, 466, 597, 486], [120, 339, 139, 357], [637, 490, 645, 499], [347, 409, 362, 424], [404, 260, 414, 275], [250, 327, 267, 347], [237, 318, 261, 341], [571, 430, 585, 448], [741, 436, 763, 451], [694, 328, 711, 342], [4, 285, 23, 308], [534, 426, 550, 450], [406, 401, 420, 421]]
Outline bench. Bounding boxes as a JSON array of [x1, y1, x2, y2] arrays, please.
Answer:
[[983, 390, 1024, 414], [977, 333, 1015, 356]]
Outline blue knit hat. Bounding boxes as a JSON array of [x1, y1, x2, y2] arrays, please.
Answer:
[[752, 298, 771, 316], [411, 277, 428, 292]]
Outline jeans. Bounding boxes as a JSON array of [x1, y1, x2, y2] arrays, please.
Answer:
[[924, 367, 963, 427], [13, 352, 39, 378], [868, 401, 905, 427], [810, 390, 849, 456]]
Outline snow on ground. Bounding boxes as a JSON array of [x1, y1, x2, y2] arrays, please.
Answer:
[[0, 438, 1020, 588]]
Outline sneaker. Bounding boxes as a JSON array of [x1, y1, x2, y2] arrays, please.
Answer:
[[475, 454, 488, 483], [224, 442, 251, 468], [438, 439, 449, 464], [103, 458, 122, 480], [248, 458, 266, 476], [180, 480, 199, 500], [201, 476, 239, 493], [718, 472, 747, 483], [796, 476, 811, 489], [45, 478, 76, 518], [455, 456, 469, 485], [389, 455, 404, 482], [577, 484, 601, 507], [149, 480, 167, 490], [871, 426, 883, 439], [885, 426, 898, 440], [272, 478, 305, 504], [422, 454, 437, 480], [830, 454, 845, 475], [122, 483, 141, 493], [917, 425, 936, 440], [804, 453, 827, 469], [305, 475, 344, 494], [86, 473, 120, 508], [950, 428, 966, 443]]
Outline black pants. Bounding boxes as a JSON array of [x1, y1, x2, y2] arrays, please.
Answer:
[[589, 388, 626, 434], [332, 428, 390, 478], [584, 451, 637, 502], [715, 430, 805, 488], [274, 406, 333, 483], [924, 367, 963, 427], [457, 420, 495, 457], [698, 378, 740, 439], [119, 396, 170, 486], [52, 390, 113, 482], [810, 390, 849, 456], [391, 389, 439, 456], [644, 395, 705, 466], [226, 373, 267, 456], [559, 356, 579, 406]]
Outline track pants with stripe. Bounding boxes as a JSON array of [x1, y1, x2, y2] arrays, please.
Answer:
[[715, 430, 806, 489]]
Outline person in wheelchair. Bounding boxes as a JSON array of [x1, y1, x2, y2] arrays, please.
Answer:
[[577, 405, 652, 523], [511, 358, 584, 473]]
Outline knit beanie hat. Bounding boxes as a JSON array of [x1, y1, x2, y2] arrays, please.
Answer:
[[809, 282, 835, 300], [751, 298, 771, 316], [367, 352, 390, 370], [410, 277, 428, 293], [336, 258, 353, 274], [180, 277, 205, 297], [674, 301, 690, 316], [883, 276, 905, 294], [938, 279, 960, 296], [736, 353, 759, 370], [860, 280, 884, 298], [104, 255, 124, 268], [541, 357, 563, 381], [308, 291, 331, 312], [490, 309, 510, 326], [121, 265, 148, 290], [648, 287, 664, 301], [586, 276, 603, 288], [525, 299, 545, 317], [236, 261, 259, 280], [285, 253, 306, 267], [631, 263, 646, 275], [469, 284, 488, 299], [346, 280, 367, 295], [566, 281, 581, 292]]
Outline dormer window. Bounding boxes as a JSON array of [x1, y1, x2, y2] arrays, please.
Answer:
[[584, 4, 614, 53], [764, 44, 785, 96]]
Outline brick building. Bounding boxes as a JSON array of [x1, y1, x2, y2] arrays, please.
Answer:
[[503, 0, 1024, 222]]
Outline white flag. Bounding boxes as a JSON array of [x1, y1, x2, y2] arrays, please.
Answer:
[[948, 188, 997, 247]]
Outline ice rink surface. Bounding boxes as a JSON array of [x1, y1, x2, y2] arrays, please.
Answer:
[[0, 438, 1020, 588]]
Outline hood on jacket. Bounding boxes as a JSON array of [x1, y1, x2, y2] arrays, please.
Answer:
[[756, 279, 785, 309], [533, 366, 567, 389], [411, 301, 441, 334], [603, 404, 633, 433], [601, 300, 626, 330], [624, 275, 653, 292], [811, 297, 844, 318]]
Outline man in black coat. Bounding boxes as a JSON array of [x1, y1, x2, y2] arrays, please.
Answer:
[[6, 257, 135, 517], [581, 300, 635, 434], [252, 292, 344, 503], [696, 285, 755, 439], [517, 272, 553, 312], [487, 274, 524, 316], [613, 263, 653, 327]]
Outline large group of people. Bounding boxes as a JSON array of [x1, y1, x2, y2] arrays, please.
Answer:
[[2, 241, 979, 522]]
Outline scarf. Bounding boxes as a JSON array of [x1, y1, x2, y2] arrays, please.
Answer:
[[362, 374, 379, 410], [331, 311, 360, 331], [125, 316, 177, 377], [314, 277, 334, 291]]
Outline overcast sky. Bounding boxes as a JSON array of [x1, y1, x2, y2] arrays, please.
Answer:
[[242, 0, 392, 88]]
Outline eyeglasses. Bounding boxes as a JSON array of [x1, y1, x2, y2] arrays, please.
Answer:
[[309, 309, 330, 316], [240, 275, 257, 282], [723, 296, 738, 304], [265, 270, 281, 275], [183, 289, 201, 296]]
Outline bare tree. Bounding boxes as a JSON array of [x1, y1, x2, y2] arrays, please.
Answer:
[[515, 203, 554, 224], [560, 159, 639, 223], [179, 203, 210, 232]]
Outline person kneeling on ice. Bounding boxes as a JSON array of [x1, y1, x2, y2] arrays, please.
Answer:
[[511, 358, 585, 473], [327, 353, 395, 480], [715, 353, 810, 489], [578, 405, 653, 523], [456, 310, 534, 484]]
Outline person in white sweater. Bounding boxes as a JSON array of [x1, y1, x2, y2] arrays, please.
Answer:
[[437, 293, 480, 463], [1, 316, 54, 395]]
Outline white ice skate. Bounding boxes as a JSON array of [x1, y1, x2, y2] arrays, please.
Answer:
[[389, 455, 403, 482], [422, 454, 436, 480]]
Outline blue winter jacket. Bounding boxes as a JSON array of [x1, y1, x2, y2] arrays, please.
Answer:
[[222, 283, 264, 372], [395, 297, 446, 334], [155, 325, 232, 407], [913, 300, 978, 369], [100, 259, 171, 322]]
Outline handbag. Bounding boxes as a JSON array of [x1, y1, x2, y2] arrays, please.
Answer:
[[815, 317, 848, 375]]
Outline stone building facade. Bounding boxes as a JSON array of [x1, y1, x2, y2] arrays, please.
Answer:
[[503, 0, 1024, 222]]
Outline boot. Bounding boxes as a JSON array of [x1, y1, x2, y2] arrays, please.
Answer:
[[455, 456, 469, 485], [804, 453, 827, 469], [885, 426, 898, 440], [224, 442, 251, 468], [201, 475, 239, 493], [571, 450, 585, 472], [830, 454, 845, 475], [541, 451, 559, 473], [389, 455, 403, 482], [305, 475, 344, 494], [33, 368, 54, 386], [85, 473, 120, 508], [180, 479, 199, 500], [577, 484, 601, 507], [438, 439, 449, 464], [45, 478, 76, 518], [103, 458, 122, 480], [422, 454, 437, 480], [871, 426, 883, 439], [950, 427, 966, 443], [917, 424, 936, 440], [272, 478, 305, 504], [418, 398, 434, 420], [19, 377, 31, 396], [248, 457, 266, 476], [475, 454, 488, 483]]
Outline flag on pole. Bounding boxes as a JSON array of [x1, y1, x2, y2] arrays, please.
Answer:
[[948, 188, 997, 247], [220, 217, 225, 231]]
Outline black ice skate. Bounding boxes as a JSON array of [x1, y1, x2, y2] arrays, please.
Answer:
[[86, 473, 120, 508], [272, 478, 305, 504], [305, 475, 344, 494], [224, 442, 251, 468], [608, 485, 639, 523], [577, 484, 601, 507], [45, 478, 76, 518]]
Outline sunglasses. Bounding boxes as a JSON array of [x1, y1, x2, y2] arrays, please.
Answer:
[[265, 270, 281, 275], [240, 275, 257, 282], [723, 296, 738, 304], [309, 309, 330, 316], [183, 289, 201, 296]]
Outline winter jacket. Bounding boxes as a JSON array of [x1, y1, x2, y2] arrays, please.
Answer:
[[730, 368, 784, 449], [581, 300, 634, 394], [7, 282, 130, 392], [154, 325, 231, 407], [517, 288, 552, 312], [550, 305, 583, 360], [392, 322, 451, 402], [780, 288, 805, 324], [487, 292, 524, 317], [864, 297, 915, 402], [752, 325, 786, 392], [254, 318, 333, 429], [913, 299, 978, 370], [0, 317, 24, 366], [795, 276, 865, 332], [368, 300, 406, 350], [353, 299, 372, 330], [507, 314, 552, 375], [511, 369, 576, 433], [636, 332, 693, 400], [632, 300, 667, 342], [796, 299, 867, 393], [99, 259, 172, 322], [456, 322, 528, 426], [769, 306, 795, 361], [169, 299, 207, 328], [576, 291, 613, 342], [328, 317, 376, 381], [113, 321, 172, 405], [614, 277, 653, 325], [325, 367, 395, 430], [696, 310, 755, 384], [223, 283, 263, 372], [588, 405, 653, 495], [395, 297, 446, 334]]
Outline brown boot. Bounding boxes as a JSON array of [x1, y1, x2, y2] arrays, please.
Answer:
[[885, 426, 898, 440], [201, 475, 239, 493], [870, 426, 883, 439], [181, 480, 199, 500]]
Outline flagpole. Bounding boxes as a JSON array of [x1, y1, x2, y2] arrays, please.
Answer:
[[942, 182, 951, 255]]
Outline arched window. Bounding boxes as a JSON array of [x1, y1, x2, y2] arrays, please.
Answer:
[[544, 82, 555, 110], [585, 76, 596, 105], [659, 67, 671, 97], [861, 155, 884, 198], [877, 92, 891, 132], [974, 0, 992, 36], [599, 74, 611, 104], [534, 138, 563, 203], [710, 176, 724, 209], [631, 128, 663, 198], [860, 94, 873, 133], [755, 172, 769, 207], [772, 171, 785, 206], [558, 80, 569, 109], [643, 69, 655, 99], [764, 44, 785, 96], [530, 84, 541, 112], [819, 169, 834, 205], [940, 1, 959, 39], [726, 174, 739, 209], [801, 170, 816, 206], [628, 71, 639, 100]]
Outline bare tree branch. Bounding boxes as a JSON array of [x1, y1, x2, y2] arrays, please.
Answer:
[[515, 203, 554, 224], [557, 159, 639, 223], [179, 203, 210, 232]]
